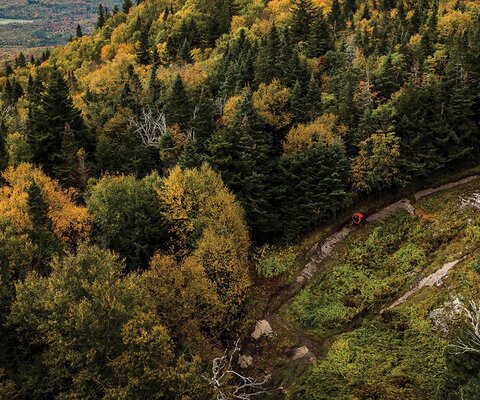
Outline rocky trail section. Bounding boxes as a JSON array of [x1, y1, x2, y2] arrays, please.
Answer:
[[252, 175, 479, 364], [384, 258, 465, 311]]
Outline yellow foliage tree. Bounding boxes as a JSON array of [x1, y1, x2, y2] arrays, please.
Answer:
[[283, 113, 348, 153], [252, 79, 292, 129], [158, 163, 251, 312], [221, 95, 242, 127], [0, 164, 92, 243], [143, 253, 224, 355], [352, 131, 401, 193]]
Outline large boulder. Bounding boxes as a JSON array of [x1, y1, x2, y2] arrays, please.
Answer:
[[251, 320, 273, 340]]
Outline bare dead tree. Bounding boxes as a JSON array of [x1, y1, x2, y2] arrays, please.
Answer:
[[215, 97, 227, 117], [131, 108, 168, 149], [1, 104, 12, 120], [452, 300, 480, 355], [208, 339, 270, 400]]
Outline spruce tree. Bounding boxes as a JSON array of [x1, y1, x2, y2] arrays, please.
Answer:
[[147, 48, 162, 105], [136, 24, 151, 65], [15, 52, 27, 68], [290, 0, 315, 44], [279, 143, 350, 238], [123, 0, 133, 14], [97, 4, 106, 29], [308, 8, 332, 57], [376, 54, 399, 99], [304, 74, 322, 120], [329, 0, 345, 34], [54, 123, 79, 185], [164, 74, 190, 127], [27, 182, 62, 271], [27, 68, 89, 173], [255, 24, 280, 83], [76, 24, 83, 38], [208, 90, 280, 239]]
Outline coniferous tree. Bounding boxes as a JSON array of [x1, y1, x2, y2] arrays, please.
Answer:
[[147, 48, 162, 105], [15, 53, 27, 68], [26, 182, 62, 271], [164, 74, 190, 127], [279, 143, 350, 238], [290, 0, 315, 44], [329, 0, 345, 34], [304, 74, 322, 120], [97, 4, 106, 29], [208, 90, 280, 239], [136, 24, 151, 65], [76, 24, 83, 38], [376, 54, 399, 99], [308, 8, 332, 57], [255, 25, 280, 83], [4, 62, 13, 77], [54, 123, 79, 186], [123, 0, 133, 14], [27, 68, 89, 173]]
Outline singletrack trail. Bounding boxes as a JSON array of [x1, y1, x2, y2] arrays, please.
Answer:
[[259, 175, 479, 358]]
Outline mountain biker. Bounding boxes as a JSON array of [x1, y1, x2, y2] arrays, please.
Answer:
[[352, 212, 364, 225]]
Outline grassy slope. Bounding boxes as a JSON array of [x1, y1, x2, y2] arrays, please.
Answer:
[[262, 177, 480, 399]]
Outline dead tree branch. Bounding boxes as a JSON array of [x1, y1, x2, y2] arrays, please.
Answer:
[[131, 108, 167, 149], [208, 339, 270, 400], [452, 300, 480, 355]]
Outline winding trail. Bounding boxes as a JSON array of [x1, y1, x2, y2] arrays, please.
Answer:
[[259, 175, 479, 361]]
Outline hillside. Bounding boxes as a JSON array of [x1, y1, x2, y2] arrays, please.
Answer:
[[0, 0, 479, 398], [0, 0, 117, 58]]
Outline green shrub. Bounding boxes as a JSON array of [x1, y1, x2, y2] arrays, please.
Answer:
[[470, 256, 480, 274], [254, 244, 296, 278]]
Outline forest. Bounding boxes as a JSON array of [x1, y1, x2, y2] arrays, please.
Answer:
[[0, 0, 479, 398]]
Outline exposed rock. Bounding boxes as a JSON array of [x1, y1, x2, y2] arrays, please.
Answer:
[[291, 346, 309, 361], [460, 192, 480, 210], [238, 354, 253, 369], [428, 297, 464, 334], [251, 320, 273, 340]]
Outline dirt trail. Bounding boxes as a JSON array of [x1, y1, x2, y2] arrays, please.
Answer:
[[261, 175, 479, 360]]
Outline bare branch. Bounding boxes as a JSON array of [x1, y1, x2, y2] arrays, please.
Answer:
[[131, 108, 168, 149], [0, 104, 12, 121], [207, 339, 270, 400], [452, 300, 480, 354]]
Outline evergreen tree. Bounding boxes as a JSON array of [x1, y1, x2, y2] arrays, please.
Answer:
[[76, 24, 83, 38], [290, 0, 315, 44], [54, 123, 79, 186], [4, 62, 13, 77], [255, 25, 280, 83], [208, 90, 280, 239], [308, 8, 332, 57], [27, 68, 89, 174], [376, 54, 399, 99], [329, 0, 345, 34], [123, 0, 133, 14], [147, 48, 162, 104], [304, 74, 322, 120], [164, 74, 190, 127], [136, 24, 151, 65], [279, 143, 350, 238], [15, 52, 27, 68], [361, 3, 371, 20], [188, 90, 216, 154], [26, 182, 62, 271], [97, 4, 106, 29]]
